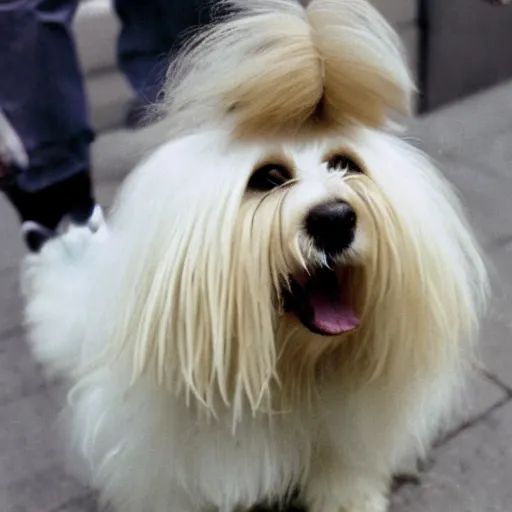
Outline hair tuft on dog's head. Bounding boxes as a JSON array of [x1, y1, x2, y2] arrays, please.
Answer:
[[161, 0, 414, 140]]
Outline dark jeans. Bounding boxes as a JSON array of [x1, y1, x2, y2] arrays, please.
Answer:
[[0, 0, 210, 193]]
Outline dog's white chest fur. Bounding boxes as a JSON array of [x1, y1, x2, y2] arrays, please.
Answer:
[[75, 371, 313, 511], [172, 406, 307, 505]]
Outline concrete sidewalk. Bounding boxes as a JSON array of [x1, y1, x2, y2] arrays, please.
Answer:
[[0, 81, 511, 511]]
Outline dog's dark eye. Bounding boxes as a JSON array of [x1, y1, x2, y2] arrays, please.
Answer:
[[326, 154, 363, 174], [248, 163, 292, 191]]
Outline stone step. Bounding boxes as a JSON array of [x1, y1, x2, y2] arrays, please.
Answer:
[[74, 0, 134, 133]]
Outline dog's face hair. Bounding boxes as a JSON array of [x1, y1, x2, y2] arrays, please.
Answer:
[[243, 140, 368, 335], [101, 125, 486, 424]]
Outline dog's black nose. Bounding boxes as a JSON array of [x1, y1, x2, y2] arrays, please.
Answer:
[[305, 200, 357, 257]]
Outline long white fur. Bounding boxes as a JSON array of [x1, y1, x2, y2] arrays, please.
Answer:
[[23, 1, 488, 512]]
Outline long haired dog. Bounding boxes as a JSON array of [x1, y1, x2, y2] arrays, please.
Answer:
[[24, 1, 488, 511]]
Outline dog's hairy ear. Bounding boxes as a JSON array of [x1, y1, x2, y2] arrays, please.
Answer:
[[160, 0, 415, 139]]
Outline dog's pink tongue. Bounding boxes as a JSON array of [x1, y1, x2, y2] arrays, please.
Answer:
[[309, 289, 359, 335]]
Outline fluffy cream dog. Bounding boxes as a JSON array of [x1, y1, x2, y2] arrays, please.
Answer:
[[24, 1, 488, 511]]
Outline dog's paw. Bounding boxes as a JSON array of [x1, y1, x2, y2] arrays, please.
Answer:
[[304, 471, 389, 512]]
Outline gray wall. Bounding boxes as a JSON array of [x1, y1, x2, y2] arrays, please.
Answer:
[[421, 0, 512, 112]]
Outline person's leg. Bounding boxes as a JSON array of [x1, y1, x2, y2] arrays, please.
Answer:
[[0, 0, 98, 249], [114, 0, 167, 107], [114, 0, 213, 127]]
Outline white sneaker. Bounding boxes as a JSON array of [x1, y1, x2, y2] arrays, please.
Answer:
[[84, 203, 105, 232], [21, 204, 107, 253], [75, 203, 108, 242]]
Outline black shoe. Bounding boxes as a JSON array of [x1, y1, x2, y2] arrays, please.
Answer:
[[21, 204, 106, 253], [4, 170, 95, 231]]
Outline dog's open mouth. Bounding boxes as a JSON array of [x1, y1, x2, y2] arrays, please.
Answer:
[[282, 267, 360, 336]]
